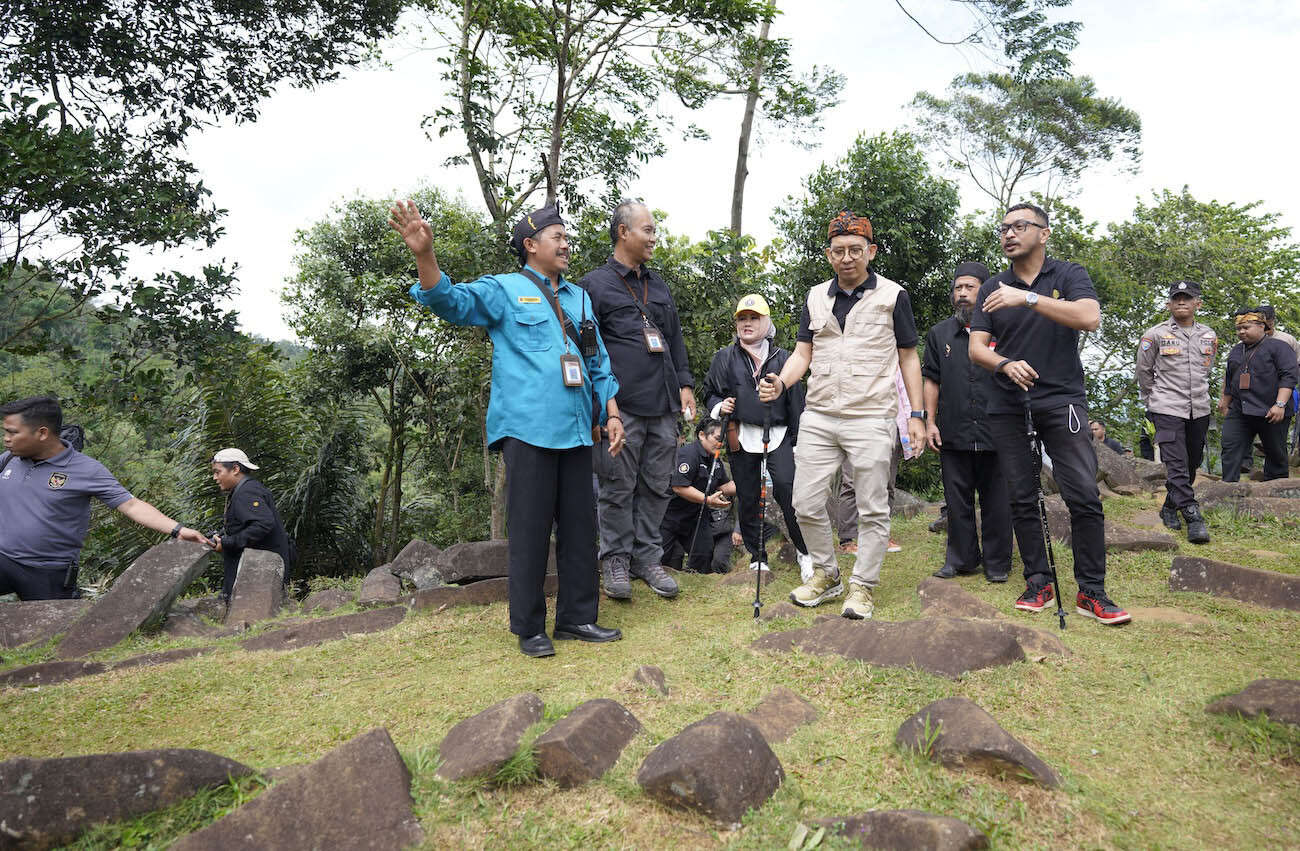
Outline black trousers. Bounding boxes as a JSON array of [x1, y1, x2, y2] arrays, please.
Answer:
[[0, 552, 77, 601], [939, 448, 1012, 576], [988, 405, 1106, 594], [730, 440, 806, 559], [502, 438, 599, 637], [1150, 413, 1210, 509], [1220, 411, 1289, 482], [661, 517, 731, 573]]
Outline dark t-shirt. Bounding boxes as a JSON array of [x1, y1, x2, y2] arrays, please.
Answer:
[[797, 274, 918, 348], [663, 440, 731, 527], [971, 257, 1097, 415], [1224, 337, 1298, 417]]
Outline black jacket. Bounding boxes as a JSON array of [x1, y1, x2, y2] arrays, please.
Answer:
[[222, 478, 293, 569], [1224, 337, 1298, 417], [700, 340, 803, 439], [922, 316, 996, 451]]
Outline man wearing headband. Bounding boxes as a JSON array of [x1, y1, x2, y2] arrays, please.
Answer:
[[759, 211, 927, 620], [701, 293, 810, 576], [1217, 307, 1296, 482], [922, 262, 1012, 583], [968, 202, 1129, 624], [210, 448, 294, 600], [583, 200, 695, 603], [392, 198, 624, 659], [1136, 280, 1217, 543]]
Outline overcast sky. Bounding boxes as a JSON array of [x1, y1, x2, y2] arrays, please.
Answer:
[[133, 0, 1300, 340]]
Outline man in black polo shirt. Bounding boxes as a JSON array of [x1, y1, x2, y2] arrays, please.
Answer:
[[660, 418, 737, 573], [922, 261, 1011, 583], [968, 203, 1129, 625], [583, 199, 695, 602], [1217, 308, 1297, 482]]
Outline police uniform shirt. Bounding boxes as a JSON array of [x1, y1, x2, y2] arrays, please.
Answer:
[[1136, 318, 1217, 419], [663, 441, 731, 528], [971, 257, 1097, 415], [921, 315, 995, 450], [0, 442, 132, 567], [1224, 337, 1299, 417]]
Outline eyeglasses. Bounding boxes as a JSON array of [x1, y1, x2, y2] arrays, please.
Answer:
[[828, 245, 867, 260], [996, 220, 1047, 236]]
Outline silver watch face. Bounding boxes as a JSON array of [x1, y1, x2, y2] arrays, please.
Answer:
[[1025, 292, 1039, 306]]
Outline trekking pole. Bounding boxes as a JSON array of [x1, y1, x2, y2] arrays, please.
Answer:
[[1024, 392, 1067, 630], [754, 401, 771, 619], [688, 409, 731, 562]]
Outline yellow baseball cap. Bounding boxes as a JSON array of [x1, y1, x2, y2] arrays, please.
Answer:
[[734, 293, 770, 317]]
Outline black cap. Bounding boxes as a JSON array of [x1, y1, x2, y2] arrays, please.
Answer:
[[954, 261, 990, 283], [510, 202, 564, 264], [1168, 280, 1201, 298]]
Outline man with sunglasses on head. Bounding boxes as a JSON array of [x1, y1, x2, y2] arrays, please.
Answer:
[[968, 203, 1130, 625], [1217, 307, 1296, 483], [758, 211, 926, 620]]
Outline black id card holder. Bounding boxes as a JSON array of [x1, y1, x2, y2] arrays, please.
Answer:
[[1239, 371, 1250, 390], [642, 324, 665, 353], [561, 353, 583, 387]]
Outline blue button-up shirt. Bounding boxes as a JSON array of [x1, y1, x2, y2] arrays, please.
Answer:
[[410, 266, 619, 450]]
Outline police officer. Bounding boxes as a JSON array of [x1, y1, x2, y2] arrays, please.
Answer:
[[392, 198, 624, 659], [659, 418, 737, 573], [1136, 280, 1217, 543], [1218, 307, 1297, 482], [210, 448, 294, 599], [922, 261, 1012, 582], [1, 395, 209, 600]]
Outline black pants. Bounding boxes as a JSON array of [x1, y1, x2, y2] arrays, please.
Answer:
[[988, 405, 1106, 594], [1220, 411, 1289, 482], [0, 552, 77, 601], [661, 517, 731, 573], [502, 438, 599, 637], [730, 440, 806, 559], [1150, 413, 1210, 509], [939, 448, 1012, 576]]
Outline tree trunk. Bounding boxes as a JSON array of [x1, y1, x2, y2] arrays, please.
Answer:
[[730, 18, 770, 238], [388, 428, 405, 562], [372, 431, 394, 565]]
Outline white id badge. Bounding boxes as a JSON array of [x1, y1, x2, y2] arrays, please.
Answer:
[[643, 325, 665, 353]]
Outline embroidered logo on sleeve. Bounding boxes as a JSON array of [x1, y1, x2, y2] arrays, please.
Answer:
[[1141, 339, 1151, 351], [48, 472, 67, 489], [252, 500, 260, 507], [678, 463, 690, 474]]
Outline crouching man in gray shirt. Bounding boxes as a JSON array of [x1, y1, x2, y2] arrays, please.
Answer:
[[0, 396, 210, 600]]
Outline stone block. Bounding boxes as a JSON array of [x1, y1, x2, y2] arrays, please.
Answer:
[[358, 566, 402, 607], [224, 549, 287, 628], [814, 810, 988, 850], [1169, 556, 1300, 611], [1206, 679, 1300, 726], [533, 698, 642, 787], [743, 686, 818, 744], [0, 598, 89, 648], [896, 696, 1061, 788], [437, 693, 544, 781], [239, 607, 405, 653]]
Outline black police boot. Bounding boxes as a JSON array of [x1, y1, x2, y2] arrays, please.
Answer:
[[1181, 503, 1210, 544], [1159, 500, 1182, 531]]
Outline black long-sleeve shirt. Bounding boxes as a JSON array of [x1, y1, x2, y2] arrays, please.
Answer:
[[580, 257, 692, 417], [1223, 337, 1297, 417]]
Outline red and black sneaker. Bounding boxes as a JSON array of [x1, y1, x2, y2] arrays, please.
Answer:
[[1076, 589, 1131, 625], [1015, 583, 1054, 612]]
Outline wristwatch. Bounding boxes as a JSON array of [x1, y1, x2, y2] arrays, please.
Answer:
[[910, 410, 927, 421], [1274, 402, 1287, 409], [1025, 291, 1040, 308], [169, 523, 183, 539]]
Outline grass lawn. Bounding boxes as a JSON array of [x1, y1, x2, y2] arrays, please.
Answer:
[[3, 493, 1298, 849]]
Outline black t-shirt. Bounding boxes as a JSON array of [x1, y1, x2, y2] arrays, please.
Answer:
[[971, 257, 1097, 415], [797, 273, 918, 348], [663, 440, 731, 527]]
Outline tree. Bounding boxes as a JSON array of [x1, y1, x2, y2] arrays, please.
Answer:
[[1, 0, 404, 354]]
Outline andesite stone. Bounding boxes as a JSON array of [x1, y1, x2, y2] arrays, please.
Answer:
[[1040, 495, 1176, 552], [0, 748, 252, 850], [744, 686, 818, 744], [358, 565, 402, 607], [1205, 679, 1300, 726], [405, 574, 558, 612], [891, 489, 927, 519], [437, 692, 544, 781], [0, 598, 89, 649], [637, 711, 784, 827], [390, 538, 444, 590], [172, 728, 423, 851], [224, 548, 287, 628], [437, 540, 556, 584], [752, 617, 1025, 679], [721, 569, 774, 587], [239, 606, 406, 653], [1169, 556, 1300, 611], [916, 577, 1000, 620], [987, 621, 1069, 660], [162, 611, 225, 639], [533, 698, 642, 787], [1094, 442, 1142, 491], [55, 540, 210, 659], [814, 810, 989, 850], [1125, 606, 1211, 626], [170, 595, 227, 621], [759, 601, 806, 621], [633, 664, 668, 695], [301, 587, 354, 613], [1, 647, 217, 689], [896, 696, 1062, 788]]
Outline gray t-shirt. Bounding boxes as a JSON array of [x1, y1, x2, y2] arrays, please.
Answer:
[[0, 442, 133, 567]]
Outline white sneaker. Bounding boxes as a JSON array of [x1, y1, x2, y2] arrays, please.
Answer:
[[748, 560, 770, 572], [796, 552, 814, 583]]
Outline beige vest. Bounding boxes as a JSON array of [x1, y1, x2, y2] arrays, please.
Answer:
[[804, 274, 903, 418]]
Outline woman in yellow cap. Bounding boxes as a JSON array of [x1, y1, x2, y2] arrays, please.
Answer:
[[699, 294, 811, 577]]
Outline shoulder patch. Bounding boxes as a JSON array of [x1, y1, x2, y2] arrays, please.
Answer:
[[678, 462, 690, 474], [1141, 340, 1151, 351]]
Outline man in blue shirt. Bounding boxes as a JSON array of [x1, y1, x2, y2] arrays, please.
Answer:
[[391, 198, 625, 658], [1, 396, 210, 600]]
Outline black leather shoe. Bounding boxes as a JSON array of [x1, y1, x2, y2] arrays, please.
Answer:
[[932, 564, 956, 579], [518, 633, 555, 657], [553, 623, 622, 642], [984, 570, 1010, 583]]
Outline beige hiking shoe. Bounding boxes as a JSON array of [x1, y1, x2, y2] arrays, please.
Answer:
[[789, 566, 843, 608], [840, 584, 874, 620]]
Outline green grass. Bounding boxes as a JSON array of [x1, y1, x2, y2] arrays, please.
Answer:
[[3, 496, 1298, 849]]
